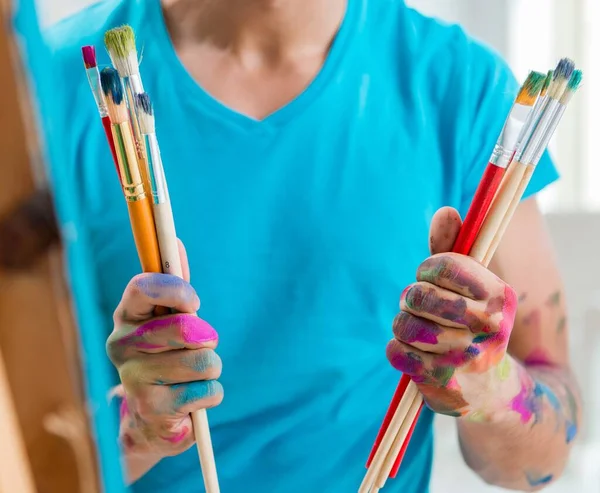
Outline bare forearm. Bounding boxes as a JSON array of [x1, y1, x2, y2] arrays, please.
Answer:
[[457, 356, 580, 491]]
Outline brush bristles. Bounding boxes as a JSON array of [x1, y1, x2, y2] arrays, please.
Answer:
[[540, 71, 553, 97], [516, 71, 546, 106], [104, 25, 139, 77], [554, 58, 575, 81], [81, 46, 97, 69], [100, 68, 128, 124], [568, 70, 583, 91], [135, 93, 155, 135]]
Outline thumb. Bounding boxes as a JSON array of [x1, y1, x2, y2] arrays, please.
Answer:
[[429, 207, 462, 255], [177, 238, 191, 282]]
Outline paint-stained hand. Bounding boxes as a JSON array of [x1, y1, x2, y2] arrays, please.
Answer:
[[387, 207, 518, 418], [106, 240, 223, 457]]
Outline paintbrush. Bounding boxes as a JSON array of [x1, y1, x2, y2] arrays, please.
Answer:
[[367, 70, 547, 480], [481, 69, 583, 265], [100, 67, 162, 275], [104, 26, 151, 192], [135, 92, 221, 493], [81, 45, 121, 183], [470, 58, 575, 260], [452, 70, 546, 254]]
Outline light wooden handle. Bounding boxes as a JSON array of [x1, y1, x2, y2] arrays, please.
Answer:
[[469, 161, 528, 262], [192, 409, 220, 492], [374, 392, 423, 489], [482, 165, 535, 266], [153, 202, 182, 278], [151, 201, 220, 491], [358, 383, 419, 493]]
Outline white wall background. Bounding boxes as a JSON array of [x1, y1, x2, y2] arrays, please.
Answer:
[[38, 1, 599, 492]]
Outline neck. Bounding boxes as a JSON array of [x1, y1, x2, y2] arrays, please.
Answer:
[[161, 0, 348, 60]]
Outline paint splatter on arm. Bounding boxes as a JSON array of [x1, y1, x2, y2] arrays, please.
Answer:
[[457, 199, 581, 491]]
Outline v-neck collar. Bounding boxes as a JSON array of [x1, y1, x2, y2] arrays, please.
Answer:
[[149, 0, 360, 132]]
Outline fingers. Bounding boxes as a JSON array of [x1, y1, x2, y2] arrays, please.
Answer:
[[133, 380, 224, 420], [392, 312, 473, 354], [386, 339, 478, 385], [429, 207, 462, 255], [115, 274, 200, 322], [107, 314, 218, 364], [401, 282, 488, 332], [120, 349, 222, 385], [416, 253, 501, 300]]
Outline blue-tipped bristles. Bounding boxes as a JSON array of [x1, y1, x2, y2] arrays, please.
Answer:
[[135, 93, 153, 116], [100, 67, 124, 104], [554, 58, 575, 81]]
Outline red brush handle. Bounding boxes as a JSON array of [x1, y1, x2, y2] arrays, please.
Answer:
[[451, 163, 505, 255], [101, 116, 121, 184], [367, 162, 507, 478]]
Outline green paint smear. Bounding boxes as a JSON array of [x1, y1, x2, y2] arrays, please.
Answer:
[[432, 366, 455, 387], [467, 411, 487, 423], [497, 357, 512, 381], [548, 291, 561, 306], [557, 317, 566, 333]]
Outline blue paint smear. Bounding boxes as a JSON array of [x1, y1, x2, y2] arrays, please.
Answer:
[[566, 422, 578, 444], [535, 382, 561, 411], [526, 472, 554, 486], [171, 381, 222, 409]]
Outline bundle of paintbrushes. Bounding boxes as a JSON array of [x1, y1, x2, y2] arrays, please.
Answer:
[[81, 26, 221, 493], [361, 59, 582, 493]]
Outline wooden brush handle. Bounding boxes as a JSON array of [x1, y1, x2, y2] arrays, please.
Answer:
[[375, 391, 422, 489], [482, 165, 535, 266], [153, 202, 182, 277], [192, 409, 220, 492], [126, 198, 162, 273], [126, 197, 167, 316], [469, 161, 528, 262], [358, 384, 419, 493]]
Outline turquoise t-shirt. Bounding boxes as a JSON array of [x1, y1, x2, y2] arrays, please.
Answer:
[[46, 1, 558, 491]]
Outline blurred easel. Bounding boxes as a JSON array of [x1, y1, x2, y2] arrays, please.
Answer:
[[0, 2, 100, 492]]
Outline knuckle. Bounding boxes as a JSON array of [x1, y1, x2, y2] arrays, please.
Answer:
[[106, 331, 124, 365], [404, 284, 435, 312], [392, 312, 410, 340], [119, 361, 145, 387], [128, 273, 151, 297]]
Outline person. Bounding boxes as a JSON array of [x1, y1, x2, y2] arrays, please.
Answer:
[[46, 0, 580, 491]]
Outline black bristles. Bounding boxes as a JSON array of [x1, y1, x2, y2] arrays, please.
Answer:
[[100, 67, 124, 104], [136, 93, 153, 116]]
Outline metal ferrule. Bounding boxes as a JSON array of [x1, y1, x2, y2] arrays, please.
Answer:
[[489, 103, 531, 168], [520, 98, 560, 164], [144, 134, 169, 205], [532, 105, 567, 165], [514, 95, 548, 157], [113, 123, 146, 202], [85, 67, 108, 118]]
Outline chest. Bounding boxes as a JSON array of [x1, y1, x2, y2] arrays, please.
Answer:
[[79, 73, 459, 327]]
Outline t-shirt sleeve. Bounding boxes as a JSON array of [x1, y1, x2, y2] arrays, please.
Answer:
[[457, 40, 559, 218]]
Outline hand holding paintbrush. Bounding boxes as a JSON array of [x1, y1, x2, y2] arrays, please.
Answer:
[[98, 64, 221, 491], [362, 59, 582, 493]]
